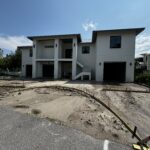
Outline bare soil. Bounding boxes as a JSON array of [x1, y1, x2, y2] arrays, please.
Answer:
[[0, 80, 149, 145]]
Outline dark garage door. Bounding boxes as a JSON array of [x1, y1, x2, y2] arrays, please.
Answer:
[[26, 65, 32, 77], [43, 64, 54, 78], [104, 62, 126, 82]]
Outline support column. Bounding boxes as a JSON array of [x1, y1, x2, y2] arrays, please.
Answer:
[[72, 38, 77, 80], [32, 40, 37, 78], [54, 38, 59, 79]]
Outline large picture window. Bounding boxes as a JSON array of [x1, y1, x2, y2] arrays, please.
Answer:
[[110, 36, 121, 48]]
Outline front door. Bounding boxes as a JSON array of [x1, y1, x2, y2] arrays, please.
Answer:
[[26, 65, 32, 77]]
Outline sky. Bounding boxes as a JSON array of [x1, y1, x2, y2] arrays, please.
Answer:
[[0, 0, 150, 57]]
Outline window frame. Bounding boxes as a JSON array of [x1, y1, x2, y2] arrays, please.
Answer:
[[44, 45, 54, 48], [82, 46, 90, 54], [110, 36, 122, 48]]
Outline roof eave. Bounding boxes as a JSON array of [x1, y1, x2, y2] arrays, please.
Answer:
[[28, 34, 82, 42], [92, 27, 145, 42], [135, 28, 145, 35]]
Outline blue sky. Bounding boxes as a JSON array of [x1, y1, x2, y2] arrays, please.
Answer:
[[0, 0, 150, 57]]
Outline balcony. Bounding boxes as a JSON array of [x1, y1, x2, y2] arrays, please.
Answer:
[[58, 39, 73, 60], [36, 39, 55, 60]]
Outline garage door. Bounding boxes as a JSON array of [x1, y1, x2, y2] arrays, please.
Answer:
[[103, 62, 126, 82], [43, 64, 54, 78], [26, 65, 32, 77]]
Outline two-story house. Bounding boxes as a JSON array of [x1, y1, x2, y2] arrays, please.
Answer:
[[18, 27, 144, 82]]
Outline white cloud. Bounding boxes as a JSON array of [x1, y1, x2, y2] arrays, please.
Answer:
[[0, 35, 32, 51], [82, 20, 97, 31], [136, 34, 150, 57]]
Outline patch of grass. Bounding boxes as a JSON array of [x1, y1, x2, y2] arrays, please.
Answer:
[[135, 71, 150, 86]]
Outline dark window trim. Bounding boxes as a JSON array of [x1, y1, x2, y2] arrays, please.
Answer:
[[110, 36, 121, 48], [44, 45, 54, 48]]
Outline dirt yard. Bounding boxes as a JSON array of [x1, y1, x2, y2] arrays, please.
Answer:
[[0, 79, 150, 145]]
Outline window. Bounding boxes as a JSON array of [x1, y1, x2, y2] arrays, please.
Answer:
[[29, 48, 33, 57], [82, 46, 90, 54], [110, 36, 121, 48], [45, 45, 54, 48], [65, 49, 72, 58]]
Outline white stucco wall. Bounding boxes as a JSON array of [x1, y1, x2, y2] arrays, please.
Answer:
[[95, 31, 136, 82], [36, 40, 54, 59], [147, 55, 150, 70], [72, 38, 77, 80], [21, 48, 32, 77], [143, 54, 150, 70], [58, 62, 62, 78], [143, 55, 147, 65], [78, 43, 96, 79]]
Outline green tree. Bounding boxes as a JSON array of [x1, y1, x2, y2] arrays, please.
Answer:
[[0, 48, 21, 71]]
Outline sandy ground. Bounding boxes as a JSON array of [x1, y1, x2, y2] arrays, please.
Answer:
[[0, 79, 150, 145]]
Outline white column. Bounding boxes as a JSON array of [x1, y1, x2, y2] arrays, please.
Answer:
[[72, 38, 77, 80], [32, 40, 37, 78], [54, 38, 59, 79]]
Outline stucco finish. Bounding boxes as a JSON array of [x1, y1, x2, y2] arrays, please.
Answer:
[[143, 54, 150, 70], [36, 40, 54, 59], [78, 43, 96, 79], [21, 29, 143, 82], [21, 48, 32, 77], [147, 55, 150, 70], [95, 31, 136, 82]]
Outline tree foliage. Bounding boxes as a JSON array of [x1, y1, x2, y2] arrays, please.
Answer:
[[0, 49, 21, 71]]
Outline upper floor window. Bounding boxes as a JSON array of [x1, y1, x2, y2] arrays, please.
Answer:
[[29, 48, 33, 57], [65, 49, 72, 58], [45, 45, 54, 48], [110, 36, 121, 48], [82, 46, 90, 54]]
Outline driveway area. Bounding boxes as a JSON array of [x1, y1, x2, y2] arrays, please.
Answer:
[[0, 106, 132, 150]]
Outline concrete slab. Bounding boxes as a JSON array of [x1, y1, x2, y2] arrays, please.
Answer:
[[0, 106, 132, 150]]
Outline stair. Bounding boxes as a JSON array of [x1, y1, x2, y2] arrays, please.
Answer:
[[75, 72, 91, 80], [77, 61, 84, 68], [75, 60, 91, 80]]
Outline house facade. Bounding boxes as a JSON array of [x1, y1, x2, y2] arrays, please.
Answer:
[[141, 53, 150, 70], [19, 28, 144, 82]]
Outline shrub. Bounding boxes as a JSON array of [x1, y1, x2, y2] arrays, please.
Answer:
[[135, 71, 150, 86]]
